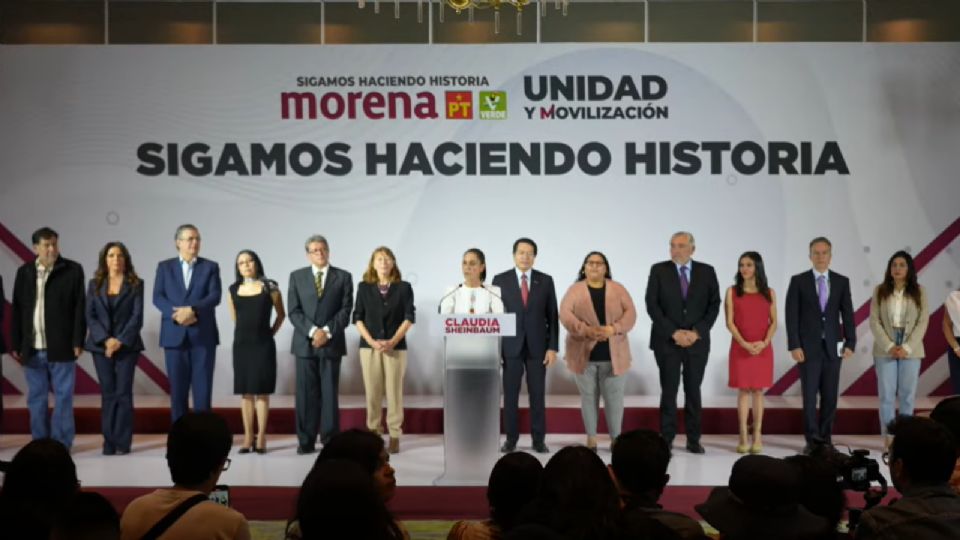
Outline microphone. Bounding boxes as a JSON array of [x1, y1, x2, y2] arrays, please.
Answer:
[[437, 284, 463, 314]]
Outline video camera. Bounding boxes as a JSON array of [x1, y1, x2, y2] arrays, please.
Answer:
[[831, 447, 888, 533]]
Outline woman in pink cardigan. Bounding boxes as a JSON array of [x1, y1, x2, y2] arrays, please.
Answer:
[[559, 251, 637, 451]]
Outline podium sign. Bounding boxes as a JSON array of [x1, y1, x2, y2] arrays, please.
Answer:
[[433, 313, 515, 486]]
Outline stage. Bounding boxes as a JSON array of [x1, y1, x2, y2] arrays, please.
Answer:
[[0, 394, 912, 520]]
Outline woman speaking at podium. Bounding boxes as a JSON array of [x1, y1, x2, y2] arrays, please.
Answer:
[[439, 248, 504, 314]]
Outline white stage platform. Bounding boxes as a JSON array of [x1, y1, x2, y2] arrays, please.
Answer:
[[0, 433, 892, 488]]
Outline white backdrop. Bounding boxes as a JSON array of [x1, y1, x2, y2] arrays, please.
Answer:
[[1, 43, 958, 398]]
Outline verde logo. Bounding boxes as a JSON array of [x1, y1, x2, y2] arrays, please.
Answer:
[[479, 91, 507, 120]]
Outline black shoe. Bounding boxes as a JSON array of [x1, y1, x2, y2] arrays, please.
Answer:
[[102, 447, 116, 456], [117, 448, 131, 456], [296, 445, 316, 455], [239, 446, 253, 455], [532, 442, 550, 454], [686, 442, 706, 454], [500, 441, 517, 453]]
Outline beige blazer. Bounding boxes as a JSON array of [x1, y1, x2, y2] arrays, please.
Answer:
[[559, 279, 637, 376], [869, 284, 929, 358]]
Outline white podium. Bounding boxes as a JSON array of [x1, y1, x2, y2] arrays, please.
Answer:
[[432, 313, 516, 486]]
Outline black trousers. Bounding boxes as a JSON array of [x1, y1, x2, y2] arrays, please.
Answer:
[[502, 343, 547, 445], [295, 354, 341, 448], [655, 346, 708, 444], [798, 341, 842, 445]]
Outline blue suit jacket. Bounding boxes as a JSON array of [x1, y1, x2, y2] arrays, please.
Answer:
[[85, 278, 145, 354], [152, 257, 221, 348]]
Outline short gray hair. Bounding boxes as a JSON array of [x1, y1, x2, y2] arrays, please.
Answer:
[[671, 231, 695, 246], [304, 234, 329, 252], [174, 224, 199, 241]]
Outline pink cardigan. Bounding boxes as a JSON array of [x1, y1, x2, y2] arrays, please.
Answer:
[[559, 279, 637, 376]]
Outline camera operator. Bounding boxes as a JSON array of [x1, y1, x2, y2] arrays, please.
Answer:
[[855, 416, 960, 540]]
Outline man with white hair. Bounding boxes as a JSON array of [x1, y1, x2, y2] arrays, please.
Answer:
[[645, 231, 720, 454]]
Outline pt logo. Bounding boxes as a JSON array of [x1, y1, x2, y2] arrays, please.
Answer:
[[445, 91, 473, 119], [479, 91, 507, 120]]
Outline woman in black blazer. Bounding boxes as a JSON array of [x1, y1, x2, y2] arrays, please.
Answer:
[[353, 247, 415, 453], [84, 242, 144, 455]]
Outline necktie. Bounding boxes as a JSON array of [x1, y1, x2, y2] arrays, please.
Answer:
[[817, 274, 827, 312], [315, 270, 324, 298], [521, 274, 529, 308], [679, 265, 689, 300]]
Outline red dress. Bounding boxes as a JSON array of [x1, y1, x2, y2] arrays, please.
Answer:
[[728, 292, 774, 389]]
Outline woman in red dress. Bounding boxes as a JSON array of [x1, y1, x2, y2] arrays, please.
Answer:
[[724, 251, 777, 454]]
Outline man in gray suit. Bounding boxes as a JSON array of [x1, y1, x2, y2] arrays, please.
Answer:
[[288, 235, 353, 454]]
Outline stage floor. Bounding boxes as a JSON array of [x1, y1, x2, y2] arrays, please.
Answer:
[[0, 432, 891, 488]]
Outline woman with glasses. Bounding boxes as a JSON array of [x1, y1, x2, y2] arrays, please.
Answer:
[[353, 247, 415, 454], [869, 250, 929, 449], [559, 252, 637, 451]]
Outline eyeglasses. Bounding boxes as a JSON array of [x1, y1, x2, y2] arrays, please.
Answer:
[[222, 458, 232, 471], [585, 260, 606, 267], [308, 248, 328, 255]]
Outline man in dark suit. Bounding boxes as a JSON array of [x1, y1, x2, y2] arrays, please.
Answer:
[[288, 235, 353, 454], [492, 238, 559, 454], [645, 231, 720, 454], [785, 237, 855, 453], [152, 224, 222, 422], [10, 227, 86, 449]]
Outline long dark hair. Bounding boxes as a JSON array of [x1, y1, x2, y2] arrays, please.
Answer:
[[734, 251, 771, 302], [532, 446, 623, 540], [93, 242, 141, 292], [464, 248, 487, 282], [233, 249, 267, 286], [295, 459, 403, 540], [576, 251, 612, 282], [876, 250, 921, 306], [317, 429, 385, 477]]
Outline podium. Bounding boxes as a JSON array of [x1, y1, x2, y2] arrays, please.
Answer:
[[432, 313, 516, 486]]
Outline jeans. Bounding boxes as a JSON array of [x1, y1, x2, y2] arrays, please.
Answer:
[[574, 361, 626, 438], [874, 356, 920, 436], [24, 351, 76, 448]]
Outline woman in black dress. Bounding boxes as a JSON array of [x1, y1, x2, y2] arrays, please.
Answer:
[[229, 249, 285, 454]]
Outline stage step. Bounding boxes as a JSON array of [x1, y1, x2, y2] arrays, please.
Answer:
[[2, 395, 936, 435]]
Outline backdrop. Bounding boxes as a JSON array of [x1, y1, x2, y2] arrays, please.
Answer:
[[1, 43, 958, 399]]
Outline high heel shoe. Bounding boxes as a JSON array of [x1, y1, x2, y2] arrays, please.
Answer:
[[255, 434, 267, 454], [749, 442, 763, 454], [239, 446, 253, 454], [586, 436, 598, 452], [736, 442, 750, 453]]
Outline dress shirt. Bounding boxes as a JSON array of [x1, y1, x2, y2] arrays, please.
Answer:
[[812, 268, 830, 297], [515, 268, 531, 288], [32, 259, 53, 349], [309, 264, 332, 339], [890, 288, 905, 327], [675, 260, 693, 282], [180, 257, 196, 290]]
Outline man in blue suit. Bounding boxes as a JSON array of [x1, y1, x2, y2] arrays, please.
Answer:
[[785, 236, 856, 454], [492, 238, 559, 454], [152, 224, 222, 422]]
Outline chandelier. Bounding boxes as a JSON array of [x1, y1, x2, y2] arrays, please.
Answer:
[[358, 0, 570, 36]]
